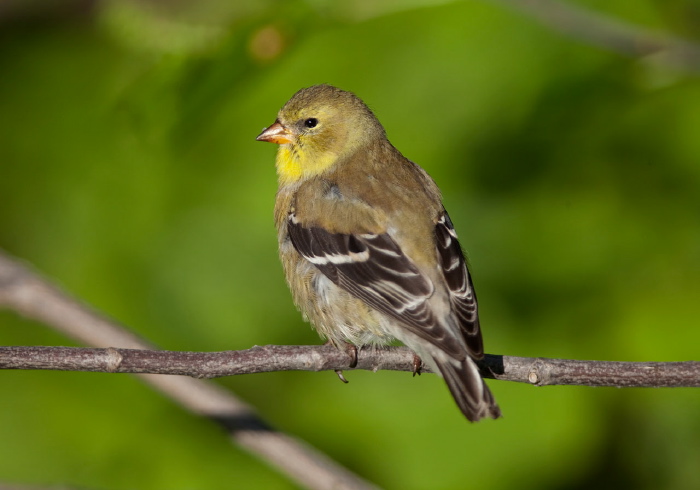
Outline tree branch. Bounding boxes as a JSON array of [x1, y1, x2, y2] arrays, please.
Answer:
[[1, 246, 698, 490], [490, 0, 700, 73], [1, 344, 698, 388], [0, 250, 376, 490]]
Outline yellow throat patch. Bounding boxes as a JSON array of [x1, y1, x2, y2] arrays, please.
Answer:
[[275, 144, 337, 185]]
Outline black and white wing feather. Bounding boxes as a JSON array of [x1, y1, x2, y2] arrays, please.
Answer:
[[287, 212, 465, 359], [434, 211, 484, 359]]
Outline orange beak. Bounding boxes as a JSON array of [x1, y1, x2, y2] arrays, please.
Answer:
[[256, 121, 293, 145]]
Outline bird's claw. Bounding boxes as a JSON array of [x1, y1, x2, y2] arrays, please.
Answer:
[[326, 341, 359, 383], [412, 354, 423, 377], [345, 343, 359, 368]]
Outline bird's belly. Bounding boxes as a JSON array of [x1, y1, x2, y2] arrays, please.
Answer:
[[285, 252, 395, 347]]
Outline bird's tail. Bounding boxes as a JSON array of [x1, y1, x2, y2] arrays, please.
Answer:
[[435, 356, 501, 422]]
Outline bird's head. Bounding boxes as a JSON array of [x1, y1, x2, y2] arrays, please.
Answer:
[[257, 84, 385, 185]]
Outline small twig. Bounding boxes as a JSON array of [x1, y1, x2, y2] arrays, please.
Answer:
[[490, 0, 700, 73], [0, 345, 698, 388]]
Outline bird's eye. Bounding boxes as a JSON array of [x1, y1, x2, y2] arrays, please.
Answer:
[[304, 118, 319, 128]]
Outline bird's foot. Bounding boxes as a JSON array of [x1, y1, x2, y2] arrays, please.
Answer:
[[412, 354, 423, 377], [325, 341, 358, 383]]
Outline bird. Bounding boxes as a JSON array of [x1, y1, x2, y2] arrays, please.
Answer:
[[256, 84, 501, 421]]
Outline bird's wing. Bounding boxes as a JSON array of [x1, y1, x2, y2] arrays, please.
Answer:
[[434, 211, 484, 359], [287, 212, 466, 359]]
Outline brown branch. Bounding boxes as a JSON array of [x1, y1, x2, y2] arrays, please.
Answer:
[[490, 0, 700, 73], [1, 246, 698, 490], [0, 345, 698, 388], [0, 250, 375, 490]]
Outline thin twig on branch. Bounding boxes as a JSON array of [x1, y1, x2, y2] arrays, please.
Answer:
[[490, 0, 700, 73], [0, 250, 375, 490], [0, 345, 698, 388]]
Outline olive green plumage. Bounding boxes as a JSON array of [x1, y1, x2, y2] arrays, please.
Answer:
[[257, 84, 500, 421]]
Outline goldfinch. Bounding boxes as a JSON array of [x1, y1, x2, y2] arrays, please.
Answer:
[[257, 84, 501, 421]]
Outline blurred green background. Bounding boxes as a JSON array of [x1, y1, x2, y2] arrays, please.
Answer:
[[1, 0, 699, 488]]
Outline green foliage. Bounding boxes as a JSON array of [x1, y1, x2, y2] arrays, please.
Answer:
[[1, 1, 699, 488]]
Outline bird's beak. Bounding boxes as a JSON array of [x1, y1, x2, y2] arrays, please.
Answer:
[[256, 121, 293, 145]]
